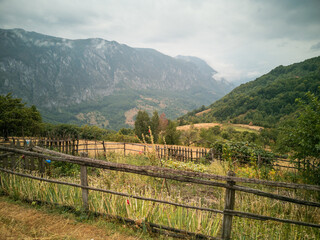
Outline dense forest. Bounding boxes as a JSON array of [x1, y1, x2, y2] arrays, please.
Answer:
[[179, 56, 320, 127]]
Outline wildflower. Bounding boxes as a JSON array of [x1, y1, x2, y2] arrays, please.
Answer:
[[126, 199, 130, 205], [21, 155, 25, 159], [138, 151, 143, 155]]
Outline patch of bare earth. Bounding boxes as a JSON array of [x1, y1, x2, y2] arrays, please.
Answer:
[[0, 197, 139, 240], [195, 109, 211, 116], [177, 123, 222, 131], [232, 124, 264, 131], [125, 108, 140, 127], [76, 112, 109, 127], [177, 123, 263, 132]]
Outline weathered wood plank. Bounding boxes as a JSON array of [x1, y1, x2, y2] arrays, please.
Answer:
[[222, 171, 236, 239]]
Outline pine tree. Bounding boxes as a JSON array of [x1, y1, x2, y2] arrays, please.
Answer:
[[134, 110, 151, 141], [151, 111, 160, 143], [0, 93, 42, 140]]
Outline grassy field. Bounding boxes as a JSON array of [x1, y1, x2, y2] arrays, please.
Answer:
[[0, 149, 319, 239]]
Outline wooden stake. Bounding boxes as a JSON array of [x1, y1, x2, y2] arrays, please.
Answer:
[[222, 171, 236, 239], [80, 152, 89, 211]]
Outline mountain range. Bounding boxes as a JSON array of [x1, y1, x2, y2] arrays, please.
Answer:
[[0, 28, 234, 130]]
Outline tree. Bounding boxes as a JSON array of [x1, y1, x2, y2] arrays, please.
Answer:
[[134, 110, 151, 141], [278, 91, 320, 159], [44, 123, 80, 138], [150, 111, 160, 142], [180, 125, 199, 146], [277, 90, 320, 184], [0, 93, 42, 140], [163, 120, 181, 145], [118, 128, 134, 135], [159, 113, 168, 132], [80, 125, 107, 139]]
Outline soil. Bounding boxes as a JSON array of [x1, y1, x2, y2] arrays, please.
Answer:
[[0, 196, 140, 240]]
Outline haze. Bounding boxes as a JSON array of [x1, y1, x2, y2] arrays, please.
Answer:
[[1, 0, 320, 83]]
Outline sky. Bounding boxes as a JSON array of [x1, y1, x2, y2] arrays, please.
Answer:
[[1, 0, 320, 83]]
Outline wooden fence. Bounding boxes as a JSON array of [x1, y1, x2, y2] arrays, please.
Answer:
[[0, 141, 320, 239], [1, 137, 306, 171]]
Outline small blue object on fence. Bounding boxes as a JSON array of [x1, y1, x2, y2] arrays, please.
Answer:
[[45, 159, 51, 163]]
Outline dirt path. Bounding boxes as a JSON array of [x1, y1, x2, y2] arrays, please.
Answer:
[[0, 196, 141, 240]]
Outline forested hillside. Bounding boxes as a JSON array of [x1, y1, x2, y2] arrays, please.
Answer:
[[180, 56, 320, 127]]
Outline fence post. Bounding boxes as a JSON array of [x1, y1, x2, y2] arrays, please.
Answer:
[[72, 139, 76, 156], [39, 158, 45, 177], [80, 152, 89, 211], [163, 146, 168, 160], [123, 143, 126, 156], [257, 154, 262, 167], [222, 171, 236, 240], [102, 141, 106, 158], [76, 139, 79, 155]]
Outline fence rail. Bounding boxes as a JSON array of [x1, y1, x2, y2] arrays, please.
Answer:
[[0, 142, 320, 239], [1, 137, 311, 172]]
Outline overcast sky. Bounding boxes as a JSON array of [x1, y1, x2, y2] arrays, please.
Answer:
[[1, 0, 320, 83]]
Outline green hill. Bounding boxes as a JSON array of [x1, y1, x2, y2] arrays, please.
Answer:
[[180, 56, 320, 127]]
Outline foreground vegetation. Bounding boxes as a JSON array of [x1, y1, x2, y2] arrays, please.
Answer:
[[1, 149, 319, 239]]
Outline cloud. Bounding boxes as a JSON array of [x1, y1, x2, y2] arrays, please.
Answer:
[[0, 0, 320, 82], [311, 42, 320, 51]]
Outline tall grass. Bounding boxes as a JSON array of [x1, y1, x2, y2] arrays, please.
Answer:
[[0, 151, 319, 239], [0, 166, 222, 236]]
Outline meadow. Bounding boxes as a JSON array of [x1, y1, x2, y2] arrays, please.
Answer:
[[1, 144, 319, 239]]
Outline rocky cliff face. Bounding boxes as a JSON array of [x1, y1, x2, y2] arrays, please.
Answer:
[[0, 28, 234, 129]]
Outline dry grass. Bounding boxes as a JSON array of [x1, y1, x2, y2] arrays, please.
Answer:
[[195, 109, 212, 116], [0, 196, 141, 240], [231, 124, 263, 131], [177, 123, 263, 132], [177, 123, 222, 131]]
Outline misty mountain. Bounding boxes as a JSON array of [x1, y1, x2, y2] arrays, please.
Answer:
[[0, 28, 234, 130]]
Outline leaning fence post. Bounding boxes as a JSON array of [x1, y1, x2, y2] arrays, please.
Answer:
[[102, 141, 106, 158], [80, 152, 89, 211], [222, 171, 236, 240]]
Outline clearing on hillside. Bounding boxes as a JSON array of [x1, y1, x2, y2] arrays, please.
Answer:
[[177, 123, 263, 132]]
